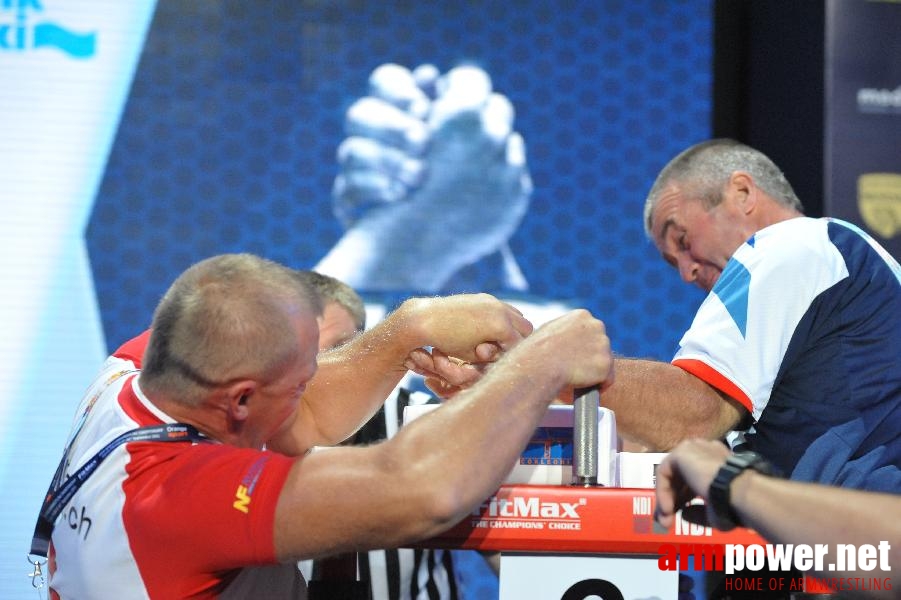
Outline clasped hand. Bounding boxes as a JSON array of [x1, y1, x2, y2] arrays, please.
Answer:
[[322, 63, 532, 291]]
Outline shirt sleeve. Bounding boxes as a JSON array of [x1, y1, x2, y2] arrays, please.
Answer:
[[113, 329, 153, 367], [673, 220, 848, 420], [122, 442, 295, 579]]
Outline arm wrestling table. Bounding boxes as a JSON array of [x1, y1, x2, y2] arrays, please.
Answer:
[[410, 388, 780, 600]]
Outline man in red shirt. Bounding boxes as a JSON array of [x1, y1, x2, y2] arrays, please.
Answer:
[[42, 253, 613, 599]]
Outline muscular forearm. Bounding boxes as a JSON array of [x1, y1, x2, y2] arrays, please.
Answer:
[[273, 309, 610, 560], [314, 221, 408, 290], [275, 339, 571, 559], [270, 295, 530, 454], [270, 300, 429, 454], [383, 348, 567, 535], [380, 311, 611, 539], [731, 473, 900, 587], [315, 204, 451, 291], [603, 358, 742, 450]]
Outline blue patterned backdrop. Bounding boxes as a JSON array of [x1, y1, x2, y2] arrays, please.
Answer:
[[83, 1, 713, 598], [87, 0, 709, 361], [87, 3, 712, 592]]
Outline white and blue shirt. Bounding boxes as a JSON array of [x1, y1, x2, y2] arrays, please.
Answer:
[[673, 217, 901, 491]]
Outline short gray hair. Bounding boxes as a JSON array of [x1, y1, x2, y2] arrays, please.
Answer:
[[141, 253, 322, 405], [643, 139, 803, 238]]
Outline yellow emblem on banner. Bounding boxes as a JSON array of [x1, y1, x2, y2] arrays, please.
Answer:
[[858, 173, 901, 239]]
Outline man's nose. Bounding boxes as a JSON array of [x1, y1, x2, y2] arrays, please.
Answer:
[[677, 256, 698, 285]]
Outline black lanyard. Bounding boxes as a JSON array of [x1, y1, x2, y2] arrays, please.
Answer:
[[30, 422, 209, 559]]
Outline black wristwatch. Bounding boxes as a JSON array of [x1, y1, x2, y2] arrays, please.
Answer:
[[708, 451, 774, 531]]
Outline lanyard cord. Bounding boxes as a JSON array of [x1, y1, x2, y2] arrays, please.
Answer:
[[49, 368, 140, 492], [30, 422, 209, 559]]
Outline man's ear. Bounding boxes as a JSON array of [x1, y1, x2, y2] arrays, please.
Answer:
[[728, 171, 757, 214], [226, 381, 256, 421]]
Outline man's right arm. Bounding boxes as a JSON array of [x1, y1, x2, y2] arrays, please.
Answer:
[[602, 358, 747, 451], [271, 309, 612, 561]]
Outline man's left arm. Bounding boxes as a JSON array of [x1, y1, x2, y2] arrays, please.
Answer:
[[268, 294, 532, 455]]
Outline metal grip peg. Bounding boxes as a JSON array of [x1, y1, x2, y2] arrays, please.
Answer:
[[572, 385, 600, 486]]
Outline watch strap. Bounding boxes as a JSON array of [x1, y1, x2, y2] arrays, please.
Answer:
[[708, 451, 773, 531]]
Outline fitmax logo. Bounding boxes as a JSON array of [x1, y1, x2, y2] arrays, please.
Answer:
[[1, 0, 96, 58], [475, 495, 585, 519]]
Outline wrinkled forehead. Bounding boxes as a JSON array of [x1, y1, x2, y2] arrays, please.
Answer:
[[649, 183, 690, 241]]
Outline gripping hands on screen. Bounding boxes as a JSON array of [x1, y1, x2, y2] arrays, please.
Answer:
[[315, 63, 532, 292]]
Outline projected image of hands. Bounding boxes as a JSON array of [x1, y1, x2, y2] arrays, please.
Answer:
[[315, 63, 532, 292]]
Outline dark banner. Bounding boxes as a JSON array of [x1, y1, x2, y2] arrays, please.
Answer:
[[825, 0, 901, 259]]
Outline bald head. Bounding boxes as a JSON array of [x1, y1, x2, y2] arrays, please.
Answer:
[[141, 254, 322, 404]]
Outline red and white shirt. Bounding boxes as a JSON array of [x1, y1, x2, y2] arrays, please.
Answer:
[[49, 332, 304, 599]]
